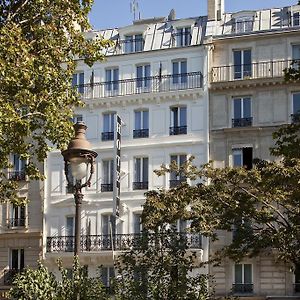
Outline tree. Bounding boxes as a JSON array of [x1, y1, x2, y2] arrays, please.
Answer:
[[114, 225, 212, 300], [0, 0, 111, 204], [9, 257, 109, 300], [140, 128, 300, 268]]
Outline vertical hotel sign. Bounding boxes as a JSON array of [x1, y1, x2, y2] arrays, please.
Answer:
[[113, 115, 122, 218]]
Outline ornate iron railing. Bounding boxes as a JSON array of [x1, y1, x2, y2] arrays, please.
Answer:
[[7, 218, 25, 228], [132, 181, 148, 190], [169, 178, 187, 188], [4, 269, 22, 285], [101, 131, 114, 141], [101, 184, 113, 192], [133, 129, 149, 138], [232, 117, 253, 127], [211, 59, 299, 83], [169, 126, 187, 135], [46, 232, 202, 253], [232, 283, 253, 294], [78, 72, 203, 99], [8, 171, 26, 181]]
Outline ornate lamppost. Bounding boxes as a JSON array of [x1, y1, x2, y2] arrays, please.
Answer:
[[62, 122, 98, 256]]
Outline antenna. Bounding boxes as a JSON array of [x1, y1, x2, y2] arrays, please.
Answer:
[[130, 0, 139, 21]]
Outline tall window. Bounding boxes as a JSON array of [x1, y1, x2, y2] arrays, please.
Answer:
[[133, 214, 143, 234], [102, 112, 115, 141], [233, 17, 253, 33], [233, 49, 252, 79], [105, 68, 119, 94], [10, 154, 26, 181], [170, 106, 187, 135], [232, 97, 252, 127], [292, 44, 300, 70], [133, 157, 148, 190], [176, 27, 191, 47], [124, 34, 144, 53], [10, 204, 25, 227], [292, 12, 300, 26], [102, 160, 114, 192], [101, 267, 115, 287], [233, 264, 253, 294], [134, 110, 149, 138], [136, 65, 151, 90], [170, 154, 187, 187], [172, 60, 187, 84], [292, 93, 300, 123], [72, 72, 84, 94], [232, 148, 253, 170], [4, 249, 24, 285]]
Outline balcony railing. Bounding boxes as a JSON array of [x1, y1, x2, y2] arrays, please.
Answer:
[[101, 184, 113, 192], [101, 131, 114, 141], [46, 232, 202, 253], [8, 171, 26, 181], [77, 72, 203, 99], [169, 126, 187, 135], [232, 283, 253, 294], [133, 181, 148, 190], [170, 178, 187, 188], [211, 59, 298, 83], [133, 129, 149, 138], [7, 218, 25, 228], [232, 117, 253, 127], [4, 269, 22, 285]]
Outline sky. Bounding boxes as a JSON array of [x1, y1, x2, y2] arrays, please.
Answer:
[[89, 0, 297, 30]]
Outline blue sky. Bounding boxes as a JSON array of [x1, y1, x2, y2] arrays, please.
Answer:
[[89, 0, 297, 29]]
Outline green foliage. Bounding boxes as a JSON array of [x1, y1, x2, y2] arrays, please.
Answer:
[[0, 0, 111, 204], [9, 257, 109, 300], [114, 225, 213, 300]]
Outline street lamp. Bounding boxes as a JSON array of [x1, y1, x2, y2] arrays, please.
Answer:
[[62, 122, 98, 256]]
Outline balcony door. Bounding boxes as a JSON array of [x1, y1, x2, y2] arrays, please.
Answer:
[[232, 97, 252, 127], [136, 65, 151, 90], [233, 49, 252, 79], [234, 264, 253, 294], [105, 68, 119, 95], [11, 204, 25, 227], [133, 157, 148, 190], [170, 106, 187, 135], [172, 60, 187, 85]]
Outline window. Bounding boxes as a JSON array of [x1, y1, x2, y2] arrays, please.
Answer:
[[133, 157, 148, 190], [232, 148, 253, 170], [66, 216, 74, 252], [292, 12, 300, 26], [233, 264, 253, 294], [4, 249, 24, 285], [102, 112, 115, 141], [72, 72, 84, 94], [72, 115, 83, 124], [170, 154, 187, 187], [232, 97, 252, 127], [136, 65, 151, 90], [105, 68, 119, 94], [133, 214, 142, 234], [9, 204, 25, 228], [233, 49, 252, 79], [175, 27, 191, 46], [101, 215, 113, 249], [233, 17, 253, 33], [170, 106, 187, 135], [124, 34, 144, 53], [292, 44, 300, 70], [295, 264, 300, 293], [102, 160, 114, 192], [101, 267, 115, 287], [292, 93, 300, 123], [10, 154, 26, 181], [172, 60, 187, 84], [134, 110, 149, 138]]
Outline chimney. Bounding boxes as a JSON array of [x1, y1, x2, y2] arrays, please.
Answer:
[[207, 0, 224, 21]]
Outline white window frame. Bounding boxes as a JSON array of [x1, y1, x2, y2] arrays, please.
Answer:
[[233, 49, 252, 80], [10, 203, 26, 228], [105, 67, 119, 94], [103, 112, 115, 133], [134, 157, 148, 183], [234, 263, 253, 284], [10, 248, 24, 270], [124, 34, 144, 53], [72, 72, 84, 94], [234, 16, 253, 33], [136, 64, 151, 90], [101, 266, 115, 287], [170, 154, 187, 181], [134, 109, 149, 130], [176, 27, 191, 47], [172, 60, 188, 85], [170, 106, 187, 128], [102, 159, 114, 185]]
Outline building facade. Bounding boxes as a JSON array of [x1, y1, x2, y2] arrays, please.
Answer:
[[43, 14, 210, 283]]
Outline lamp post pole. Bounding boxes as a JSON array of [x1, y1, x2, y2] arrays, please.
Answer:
[[74, 185, 83, 256]]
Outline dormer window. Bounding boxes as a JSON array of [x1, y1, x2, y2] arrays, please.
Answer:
[[233, 16, 253, 33], [124, 34, 144, 53], [292, 11, 300, 26], [175, 27, 191, 47]]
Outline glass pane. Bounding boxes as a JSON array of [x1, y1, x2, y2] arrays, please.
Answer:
[[101, 267, 108, 286], [135, 111, 141, 130], [13, 205, 18, 219], [20, 249, 24, 270], [113, 69, 119, 90], [185, 28, 191, 45], [171, 107, 178, 127], [103, 161, 109, 183], [243, 50, 252, 77], [135, 158, 141, 182], [181, 61, 187, 74], [233, 51, 242, 79], [102, 215, 109, 235], [180, 107, 187, 126], [233, 150, 242, 167], [179, 155, 186, 167], [78, 73, 84, 94], [233, 98, 242, 119], [143, 158, 148, 182], [20, 206, 25, 219], [244, 264, 252, 283], [179, 219, 187, 232], [170, 155, 178, 180], [11, 249, 19, 269], [137, 66, 143, 88], [135, 34, 143, 52], [293, 45, 300, 60], [110, 113, 115, 132], [143, 110, 149, 129], [103, 114, 109, 132], [72, 74, 77, 87], [243, 98, 251, 118], [145, 65, 151, 87], [66, 217, 74, 235], [173, 62, 179, 84], [125, 35, 133, 53], [235, 264, 243, 284], [134, 214, 142, 233], [293, 93, 300, 114]]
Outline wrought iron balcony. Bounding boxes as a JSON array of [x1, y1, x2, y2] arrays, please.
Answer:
[[133, 129, 149, 138], [169, 126, 187, 135], [291, 113, 300, 124], [133, 181, 148, 190], [212, 59, 299, 83], [169, 178, 187, 188], [232, 283, 253, 294], [8, 171, 26, 181], [101, 131, 114, 141], [232, 117, 253, 127], [46, 232, 202, 253], [4, 269, 22, 285], [101, 184, 113, 192], [77, 72, 203, 99], [7, 218, 25, 228]]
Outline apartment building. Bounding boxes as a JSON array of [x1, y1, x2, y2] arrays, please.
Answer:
[[207, 1, 300, 297], [0, 158, 43, 295], [43, 13, 209, 283]]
